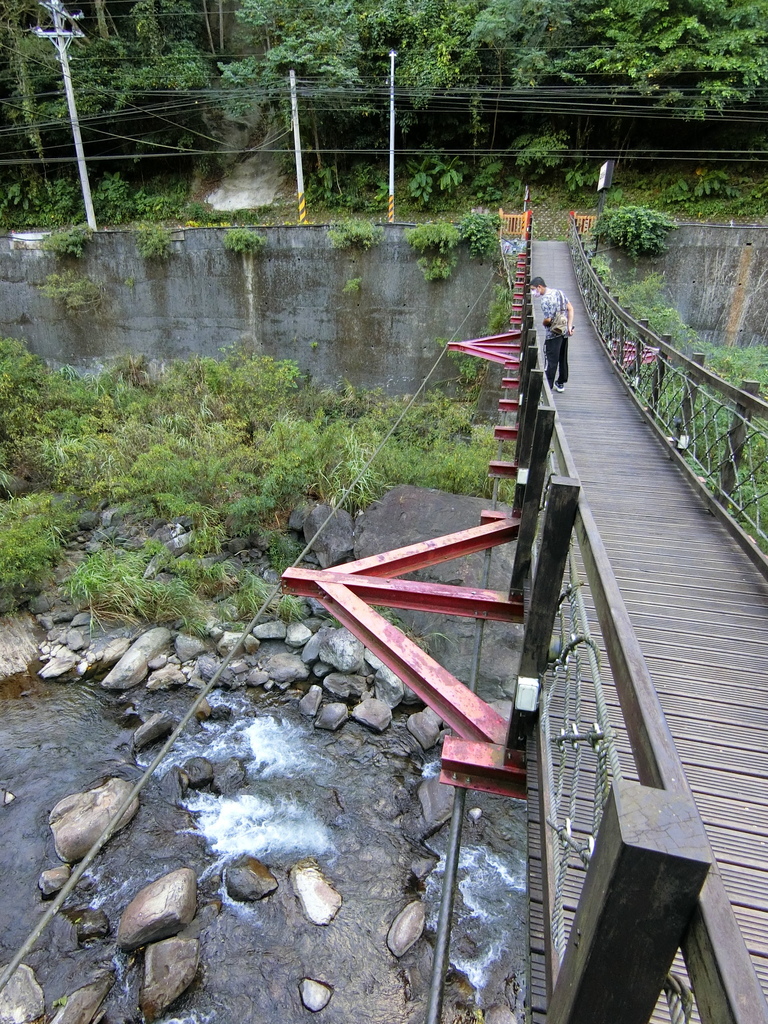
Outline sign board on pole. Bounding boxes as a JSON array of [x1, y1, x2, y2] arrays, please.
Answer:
[[598, 160, 615, 192]]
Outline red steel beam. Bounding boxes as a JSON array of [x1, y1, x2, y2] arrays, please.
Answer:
[[440, 736, 527, 800], [283, 567, 524, 621], [315, 582, 508, 745], [331, 515, 520, 578]]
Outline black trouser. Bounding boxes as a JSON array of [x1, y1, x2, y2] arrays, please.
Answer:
[[544, 334, 569, 386]]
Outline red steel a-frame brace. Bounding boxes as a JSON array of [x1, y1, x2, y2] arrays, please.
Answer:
[[283, 237, 531, 800]]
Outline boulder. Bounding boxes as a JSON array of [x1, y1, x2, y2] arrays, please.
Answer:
[[183, 757, 214, 789], [39, 865, 71, 899], [299, 979, 333, 1012], [146, 665, 187, 690], [0, 964, 44, 1024], [253, 621, 287, 640], [133, 712, 176, 750], [49, 778, 139, 863], [406, 707, 442, 749], [49, 971, 114, 1024], [351, 698, 392, 733], [322, 672, 368, 701], [174, 634, 207, 662], [39, 649, 79, 679], [314, 703, 348, 732], [225, 856, 278, 902], [290, 863, 341, 925], [318, 628, 365, 674], [0, 613, 39, 681], [386, 901, 425, 957], [101, 627, 172, 690], [116, 867, 197, 952], [140, 936, 200, 1023], [373, 664, 405, 708], [263, 652, 309, 684], [303, 503, 354, 567], [417, 777, 455, 833], [299, 685, 323, 717], [285, 622, 312, 647]]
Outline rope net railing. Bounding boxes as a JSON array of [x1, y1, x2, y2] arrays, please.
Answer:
[[538, 450, 698, 1023], [568, 219, 768, 560]]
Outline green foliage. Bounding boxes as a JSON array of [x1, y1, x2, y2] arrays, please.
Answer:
[[223, 228, 267, 254], [404, 222, 461, 281], [39, 271, 103, 313], [266, 532, 304, 573], [65, 547, 207, 631], [406, 156, 465, 209], [328, 220, 384, 250], [0, 338, 48, 461], [0, 173, 81, 230], [596, 206, 677, 260], [487, 285, 515, 335], [42, 225, 92, 258], [458, 212, 501, 260], [343, 277, 362, 293], [0, 494, 79, 611], [512, 130, 569, 175], [136, 223, 174, 260]]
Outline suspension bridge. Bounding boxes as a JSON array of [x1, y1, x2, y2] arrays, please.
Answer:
[[287, 214, 768, 1024]]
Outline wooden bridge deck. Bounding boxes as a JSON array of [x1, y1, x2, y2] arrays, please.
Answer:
[[526, 240, 768, 1020]]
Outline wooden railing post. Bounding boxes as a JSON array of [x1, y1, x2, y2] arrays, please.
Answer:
[[547, 781, 711, 1024], [508, 476, 579, 748], [512, 402, 555, 586], [720, 379, 761, 497], [514, 364, 543, 478]]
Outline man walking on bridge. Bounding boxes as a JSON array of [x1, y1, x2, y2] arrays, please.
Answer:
[[530, 276, 574, 393]]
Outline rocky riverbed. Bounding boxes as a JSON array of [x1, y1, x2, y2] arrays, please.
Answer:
[[0, 486, 527, 1024]]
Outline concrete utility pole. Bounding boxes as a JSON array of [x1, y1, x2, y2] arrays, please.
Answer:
[[34, 0, 97, 230], [289, 69, 307, 224], [388, 50, 396, 223]]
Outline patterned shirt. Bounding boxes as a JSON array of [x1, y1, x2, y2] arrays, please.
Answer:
[[540, 288, 568, 338]]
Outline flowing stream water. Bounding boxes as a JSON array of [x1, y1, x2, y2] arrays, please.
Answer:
[[0, 669, 528, 1023]]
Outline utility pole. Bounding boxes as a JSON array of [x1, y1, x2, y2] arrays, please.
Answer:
[[388, 50, 396, 223], [34, 0, 97, 230], [289, 69, 307, 224]]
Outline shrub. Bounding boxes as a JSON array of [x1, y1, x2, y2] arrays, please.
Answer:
[[136, 224, 174, 260], [596, 205, 677, 259], [0, 338, 48, 459], [458, 212, 501, 260], [39, 271, 102, 313], [328, 220, 384, 251], [0, 494, 79, 611], [223, 228, 267, 254], [404, 222, 461, 281], [65, 546, 207, 631], [42, 225, 92, 258], [343, 277, 362, 293]]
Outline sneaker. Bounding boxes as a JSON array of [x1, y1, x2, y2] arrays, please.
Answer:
[[554, 383, 565, 392]]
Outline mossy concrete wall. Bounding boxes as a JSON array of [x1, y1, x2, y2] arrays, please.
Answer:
[[621, 223, 768, 347], [0, 225, 497, 394]]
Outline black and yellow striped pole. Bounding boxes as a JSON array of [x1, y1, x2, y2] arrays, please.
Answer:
[[289, 69, 307, 225], [388, 50, 396, 224]]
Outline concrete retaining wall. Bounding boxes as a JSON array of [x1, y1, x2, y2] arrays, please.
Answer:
[[0, 225, 497, 394], [626, 223, 768, 347]]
